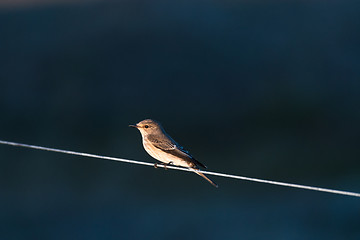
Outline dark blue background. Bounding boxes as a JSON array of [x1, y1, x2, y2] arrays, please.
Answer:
[[1, 0, 359, 239]]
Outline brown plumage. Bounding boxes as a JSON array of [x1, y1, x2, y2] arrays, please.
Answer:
[[130, 119, 218, 188]]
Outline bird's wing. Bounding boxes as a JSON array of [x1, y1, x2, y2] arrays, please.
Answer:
[[147, 135, 207, 169], [147, 135, 176, 150]]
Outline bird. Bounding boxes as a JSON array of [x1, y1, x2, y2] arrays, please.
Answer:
[[129, 119, 218, 188]]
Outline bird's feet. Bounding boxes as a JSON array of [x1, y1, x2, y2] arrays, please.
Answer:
[[163, 161, 173, 170], [154, 162, 173, 169]]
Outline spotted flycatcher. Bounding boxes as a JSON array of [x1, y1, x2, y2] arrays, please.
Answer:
[[130, 119, 218, 187]]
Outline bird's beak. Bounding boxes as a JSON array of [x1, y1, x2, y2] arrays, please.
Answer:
[[129, 124, 138, 128]]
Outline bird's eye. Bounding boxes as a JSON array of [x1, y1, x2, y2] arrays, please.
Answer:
[[144, 125, 149, 128]]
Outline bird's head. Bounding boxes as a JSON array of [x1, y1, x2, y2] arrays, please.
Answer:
[[129, 119, 163, 136]]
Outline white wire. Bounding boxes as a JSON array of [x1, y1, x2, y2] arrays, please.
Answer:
[[0, 139, 359, 198]]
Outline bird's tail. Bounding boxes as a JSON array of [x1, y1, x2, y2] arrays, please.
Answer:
[[193, 170, 218, 188]]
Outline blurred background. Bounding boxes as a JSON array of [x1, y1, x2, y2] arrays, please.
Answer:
[[1, 0, 359, 239]]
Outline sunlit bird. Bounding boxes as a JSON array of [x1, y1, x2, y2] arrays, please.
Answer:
[[129, 119, 218, 188]]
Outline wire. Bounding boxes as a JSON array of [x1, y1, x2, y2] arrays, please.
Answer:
[[0, 139, 359, 198]]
